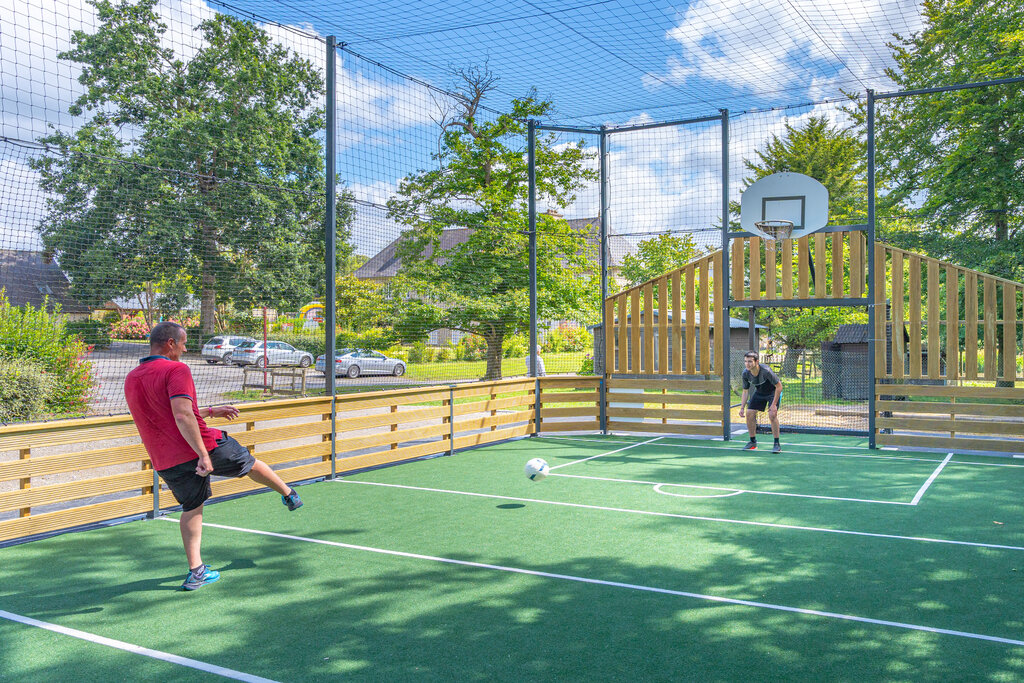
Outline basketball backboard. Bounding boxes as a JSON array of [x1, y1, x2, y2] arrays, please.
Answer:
[[739, 172, 829, 240]]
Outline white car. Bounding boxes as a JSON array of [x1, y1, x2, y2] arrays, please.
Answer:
[[320, 350, 405, 378], [232, 340, 314, 368], [201, 336, 255, 364]]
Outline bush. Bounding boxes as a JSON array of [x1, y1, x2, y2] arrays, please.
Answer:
[[0, 359, 56, 423], [336, 327, 401, 350], [227, 313, 264, 336], [541, 327, 593, 353], [407, 342, 429, 364], [0, 293, 93, 418], [110, 314, 150, 340], [503, 333, 528, 358], [65, 319, 112, 349], [456, 334, 487, 361], [384, 343, 408, 361], [435, 345, 453, 362], [578, 354, 595, 375]]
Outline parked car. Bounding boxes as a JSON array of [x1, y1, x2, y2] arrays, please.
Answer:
[[314, 348, 363, 375], [232, 340, 314, 368], [201, 336, 255, 365], [320, 349, 405, 378]]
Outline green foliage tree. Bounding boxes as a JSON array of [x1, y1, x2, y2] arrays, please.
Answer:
[[768, 307, 866, 377], [862, 0, 1024, 284], [619, 234, 702, 287], [387, 67, 598, 380], [732, 116, 866, 226], [335, 275, 392, 331], [32, 0, 353, 334]]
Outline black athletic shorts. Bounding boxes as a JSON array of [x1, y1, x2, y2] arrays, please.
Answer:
[[158, 434, 255, 512], [747, 391, 781, 412]]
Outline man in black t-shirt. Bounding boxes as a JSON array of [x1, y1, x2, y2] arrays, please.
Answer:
[[739, 351, 783, 452]]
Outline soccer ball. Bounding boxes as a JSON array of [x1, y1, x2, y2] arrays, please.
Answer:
[[525, 457, 550, 481]]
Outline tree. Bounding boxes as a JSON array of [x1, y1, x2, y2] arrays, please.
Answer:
[[619, 234, 702, 287], [863, 0, 1024, 284], [732, 116, 866, 226], [32, 0, 352, 334], [769, 307, 866, 376], [335, 275, 391, 331], [387, 67, 598, 380]]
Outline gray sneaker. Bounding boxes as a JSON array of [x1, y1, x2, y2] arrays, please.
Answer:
[[742, 441, 757, 451], [772, 442, 782, 454]]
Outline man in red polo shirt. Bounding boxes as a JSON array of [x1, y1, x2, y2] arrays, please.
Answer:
[[126, 322, 304, 591]]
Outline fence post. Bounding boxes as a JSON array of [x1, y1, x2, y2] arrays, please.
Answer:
[[326, 35, 338, 478], [867, 89, 877, 449], [449, 385, 455, 456], [599, 126, 610, 435], [720, 109, 732, 440]]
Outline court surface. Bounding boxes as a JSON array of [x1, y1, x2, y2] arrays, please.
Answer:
[[3, 433, 1024, 681]]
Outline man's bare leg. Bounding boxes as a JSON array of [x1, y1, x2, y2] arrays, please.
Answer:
[[180, 505, 204, 569], [247, 459, 292, 496]]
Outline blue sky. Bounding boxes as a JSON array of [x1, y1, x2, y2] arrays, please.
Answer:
[[1, 0, 923, 257]]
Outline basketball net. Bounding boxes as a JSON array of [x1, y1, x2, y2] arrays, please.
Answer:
[[755, 219, 793, 257]]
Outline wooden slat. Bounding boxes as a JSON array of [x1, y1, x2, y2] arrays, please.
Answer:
[[814, 232, 826, 298], [335, 440, 452, 474], [335, 405, 449, 431], [850, 231, 863, 298], [630, 288, 641, 374], [0, 444, 148, 483], [606, 408, 722, 421], [875, 433, 1024, 454], [608, 377, 722, 391], [539, 421, 600, 433], [454, 411, 534, 433], [617, 296, 628, 374], [657, 277, 668, 374], [749, 237, 761, 300], [335, 388, 451, 410], [876, 400, 1024, 418], [0, 470, 152, 514], [671, 270, 682, 375], [946, 266, 959, 380], [732, 239, 744, 299], [210, 461, 333, 500], [891, 250, 904, 380], [453, 395, 532, 417], [452, 379, 535, 398], [781, 238, 793, 299], [1004, 284, 1018, 382], [965, 271, 979, 380], [231, 420, 332, 447], [540, 376, 600, 386], [984, 277, 997, 380], [685, 265, 696, 374], [875, 245, 887, 378], [539, 407, 600, 419], [909, 255, 922, 379], [257, 441, 332, 466], [713, 251, 724, 374], [765, 238, 777, 300], [877, 416, 1024, 436], [605, 297, 616, 373], [831, 232, 844, 298], [455, 423, 534, 449], [927, 260, 940, 378], [540, 390, 599, 403], [0, 495, 151, 543], [797, 236, 809, 298], [875, 383, 1024, 399], [699, 258, 710, 373], [603, 391, 723, 406], [606, 421, 722, 436], [334, 422, 450, 453], [0, 420, 139, 452]]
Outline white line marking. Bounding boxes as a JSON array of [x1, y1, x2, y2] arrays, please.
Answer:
[[550, 472, 912, 505], [653, 483, 743, 499], [158, 517, 1024, 649], [536, 436, 1024, 468], [910, 453, 954, 506], [548, 436, 663, 470], [331, 479, 1024, 552], [0, 609, 279, 682]]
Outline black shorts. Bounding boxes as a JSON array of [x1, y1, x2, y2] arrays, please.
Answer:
[[747, 392, 781, 412], [158, 434, 255, 512]]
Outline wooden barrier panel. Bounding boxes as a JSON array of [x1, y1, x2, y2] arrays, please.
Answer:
[[605, 377, 724, 436]]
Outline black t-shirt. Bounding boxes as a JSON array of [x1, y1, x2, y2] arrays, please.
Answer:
[[741, 363, 781, 396]]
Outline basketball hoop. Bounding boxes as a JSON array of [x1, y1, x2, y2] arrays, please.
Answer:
[[754, 219, 794, 242]]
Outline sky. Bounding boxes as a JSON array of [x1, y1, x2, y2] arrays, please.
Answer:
[[0, 0, 924, 258]]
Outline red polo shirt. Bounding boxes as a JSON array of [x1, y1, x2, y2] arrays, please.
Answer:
[[124, 356, 222, 470]]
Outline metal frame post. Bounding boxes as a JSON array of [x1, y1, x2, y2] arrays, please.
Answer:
[[720, 110, 731, 440], [528, 120, 540, 435], [866, 90, 877, 449], [599, 126, 610, 434], [326, 36, 338, 476]]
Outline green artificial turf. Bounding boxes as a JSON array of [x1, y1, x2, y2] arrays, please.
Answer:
[[3, 434, 1024, 681]]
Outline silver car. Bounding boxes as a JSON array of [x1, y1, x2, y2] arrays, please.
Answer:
[[201, 336, 255, 364], [232, 340, 314, 368], [315, 348, 363, 376], [333, 350, 406, 378]]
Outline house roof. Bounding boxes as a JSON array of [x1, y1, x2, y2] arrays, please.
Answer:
[[354, 217, 634, 279], [0, 249, 90, 314], [832, 322, 910, 345]]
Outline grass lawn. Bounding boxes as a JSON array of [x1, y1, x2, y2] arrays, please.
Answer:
[[403, 352, 585, 382]]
